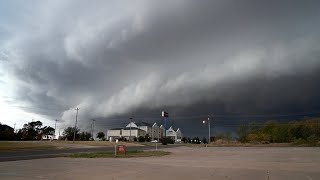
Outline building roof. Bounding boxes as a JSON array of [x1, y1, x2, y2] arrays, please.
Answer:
[[110, 127, 143, 131], [135, 122, 152, 127], [122, 127, 142, 130], [109, 127, 123, 130]]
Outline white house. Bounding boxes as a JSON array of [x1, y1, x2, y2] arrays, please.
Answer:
[[41, 134, 56, 140], [166, 126, 183, 142]]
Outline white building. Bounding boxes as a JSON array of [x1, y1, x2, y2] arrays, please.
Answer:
[[107, 121, 182, 142], [166, 126, 183, 142], [41, 134, 56, 140]]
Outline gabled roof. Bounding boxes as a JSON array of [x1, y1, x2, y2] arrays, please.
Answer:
[[152, 122, 159, 127]]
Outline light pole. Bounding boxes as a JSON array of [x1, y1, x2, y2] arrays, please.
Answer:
[[91, 119, 96, 140], [73, 108, 79, 143], [162, 111, 169, 145], [59, 128, 63, 140], [203, 115, 211, 144], [54, 119, 58, 139], [129, 117, 133, 141]]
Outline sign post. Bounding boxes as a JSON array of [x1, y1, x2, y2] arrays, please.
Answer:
[[117, 145, 126, 155], [161, 111, 169, 145]]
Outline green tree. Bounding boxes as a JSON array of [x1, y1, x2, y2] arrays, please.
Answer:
[[96, 132, 105, 140], [79, 132, 91, 141], [41, 126, 55, 136], [202, 137, 208, 144], [63, 127, 80, 140], [145, 133, 151, 142], [21, 121, 43, 140], [138, 136, 145, 142], [181, 137, 187, 143], [237, 125, 249, 143]]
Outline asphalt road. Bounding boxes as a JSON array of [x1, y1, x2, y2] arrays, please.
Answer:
[[0, 144, 177, 162], [1, 146, 319, 180]]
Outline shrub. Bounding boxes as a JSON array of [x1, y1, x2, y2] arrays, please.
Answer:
[[138, 136, 145, 142], [293, 138, 307, 145]]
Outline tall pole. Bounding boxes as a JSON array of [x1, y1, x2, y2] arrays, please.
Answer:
[[129, 117, 132, 141], [208, 116, 211, 144], [54, 119, 58, 139], [91, 119, 95, 140], [59, 128, 62, 139], [73, 108, 79, 143], [13, 123, 16, 132]]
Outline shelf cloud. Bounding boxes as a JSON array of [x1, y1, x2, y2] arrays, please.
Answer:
[[1, 0, 320, 133]]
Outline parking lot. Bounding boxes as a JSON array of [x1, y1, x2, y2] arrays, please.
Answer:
[[0, 146, 319, 180]]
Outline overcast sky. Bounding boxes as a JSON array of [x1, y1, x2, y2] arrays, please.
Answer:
[[1, 0, 320, 137]]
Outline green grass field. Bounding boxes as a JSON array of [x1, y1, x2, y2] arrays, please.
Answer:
[[0, 141, 57, 152]]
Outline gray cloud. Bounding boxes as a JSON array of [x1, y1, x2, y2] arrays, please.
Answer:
[[1, 0, 320, 135]]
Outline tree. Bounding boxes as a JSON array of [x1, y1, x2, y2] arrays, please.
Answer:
[[79, 132, 91, 141], [41, 126, 55, 136], [181, 137, 187, 143], [237, 125, 249, 143], [63, 127, 80, 140], [21, 121, 43, 140], [202, 137, 208, 144], [145, 133, 151, 142], [138, 136, 145, 142], [0, 124, 14, 140], [192, 137, 200, 144], [96, 132, 105, 140]]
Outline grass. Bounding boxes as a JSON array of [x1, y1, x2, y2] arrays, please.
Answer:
[[0, 141, 57, 152], [0, 140, 145, 152], [52, 140, 144, 147], [69, 150, 170, 158]]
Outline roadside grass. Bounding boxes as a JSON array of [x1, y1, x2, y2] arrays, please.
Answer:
[[69, 150, 170, 158], [53, 141, 144, 147], [0, 141, 145, 152], [0, 141, 57, 152]]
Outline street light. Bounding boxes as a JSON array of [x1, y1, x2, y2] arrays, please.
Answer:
[[129, 117, 133, 141], [202, 116, 211, 144]]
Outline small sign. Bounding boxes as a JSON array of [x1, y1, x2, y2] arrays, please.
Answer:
[[117, 145, 126, 154]]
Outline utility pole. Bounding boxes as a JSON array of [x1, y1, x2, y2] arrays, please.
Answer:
[[59, 128, 62, 139], [203, 115, 211, 144], [73, 108, 80, 143], [91, 119, 96, 140], [13, 123, 16, 132], [54, 119, 58, 139], [208, 115, 211, 144], [129, 117, 133, 141]]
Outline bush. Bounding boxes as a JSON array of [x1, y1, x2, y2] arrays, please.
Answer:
[[138, 136, 145, 142], [160, 138, 174, 145], [307, 135, 319, 146], [293, 138, 307, 145]]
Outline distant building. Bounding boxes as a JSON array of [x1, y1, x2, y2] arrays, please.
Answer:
[[41, 134, 55, 140], [107, 121, 182, 143], [166, 126, 183, 142]]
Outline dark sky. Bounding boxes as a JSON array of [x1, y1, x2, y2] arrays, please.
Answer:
[[1, 0, 320, 137]]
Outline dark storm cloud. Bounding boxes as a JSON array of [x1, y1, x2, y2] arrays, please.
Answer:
[[1, 0, 320, 133]]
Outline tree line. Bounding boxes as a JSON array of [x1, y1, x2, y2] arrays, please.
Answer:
[[0, 120, 106, 141], [237, 117, 320, 145]]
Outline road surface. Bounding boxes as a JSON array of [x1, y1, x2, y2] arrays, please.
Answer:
[[0, 143, 176, 162]]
